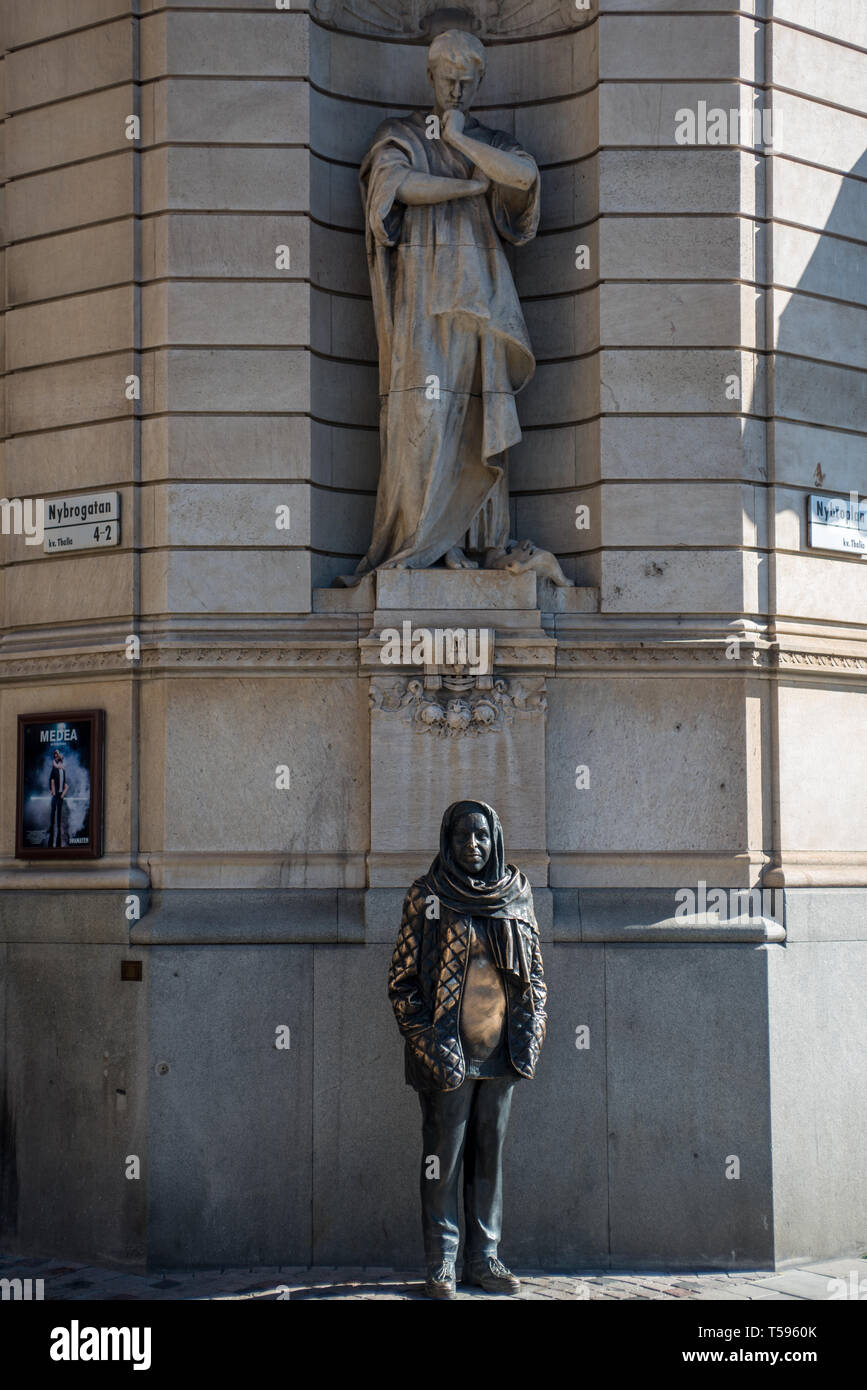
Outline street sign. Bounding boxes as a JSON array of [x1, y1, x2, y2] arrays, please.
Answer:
[[43, 493, 120, 554]]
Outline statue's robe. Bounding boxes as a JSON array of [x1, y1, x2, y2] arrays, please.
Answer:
[[352, 111, 540, 576]]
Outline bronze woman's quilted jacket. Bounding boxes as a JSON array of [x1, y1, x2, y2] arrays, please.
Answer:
[[388, 877, 548, 1091]]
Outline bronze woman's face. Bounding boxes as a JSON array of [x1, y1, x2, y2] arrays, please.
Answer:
[[450, 812, 492, 874]]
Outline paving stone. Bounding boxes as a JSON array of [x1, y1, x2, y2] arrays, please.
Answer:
[[743, 1270, 842, 1299], [4, 1252, 859, 1300], [695, 1290, 756, 1300], [800, 1257, 867, 1280], [737, 1287, 804, 1300]]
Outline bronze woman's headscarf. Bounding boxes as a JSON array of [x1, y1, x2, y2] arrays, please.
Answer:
[[423, 800, 537, 988]]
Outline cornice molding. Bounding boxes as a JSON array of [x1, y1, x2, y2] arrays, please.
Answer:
[[557, 644, 867, 677], [0, 644, 358, 680], [776, 651, 867, 675], [2, 636, 866, 682], [557, 644, 769, 670]]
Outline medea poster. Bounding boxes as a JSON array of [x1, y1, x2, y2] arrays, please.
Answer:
[[16, 711, 104, 859]]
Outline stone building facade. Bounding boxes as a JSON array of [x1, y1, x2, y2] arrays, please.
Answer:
[[0, 0, 864, 1269]]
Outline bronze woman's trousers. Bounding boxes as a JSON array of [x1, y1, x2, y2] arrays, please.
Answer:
[[417, 1075, 519, 1264]]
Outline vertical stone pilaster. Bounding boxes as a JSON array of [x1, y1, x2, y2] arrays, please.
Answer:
[[138, 2, 317, 617]]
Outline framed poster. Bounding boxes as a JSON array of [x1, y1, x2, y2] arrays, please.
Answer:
[[15, 710, 105, 859]]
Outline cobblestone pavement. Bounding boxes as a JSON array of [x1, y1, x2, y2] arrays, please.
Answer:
[[1, 1252, 863, 1301]]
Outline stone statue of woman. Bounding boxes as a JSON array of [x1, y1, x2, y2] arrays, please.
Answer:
[[388, 799, 548, 1298], [336, 29, 571, 588]]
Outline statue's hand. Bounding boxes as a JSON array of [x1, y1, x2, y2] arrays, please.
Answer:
[[441, 108, 466, 143], [471, 167, 490, 194], [463, 174, 490, 198]]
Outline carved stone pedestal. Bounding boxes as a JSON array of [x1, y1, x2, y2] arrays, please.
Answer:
[[358, 570, 556, 888]]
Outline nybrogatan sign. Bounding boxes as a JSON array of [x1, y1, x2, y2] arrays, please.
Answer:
[[43, 493, 120, 553], [808, 493, 867, 557]]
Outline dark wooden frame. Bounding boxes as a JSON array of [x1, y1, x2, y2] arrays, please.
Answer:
[[15, 709, 105, 860]]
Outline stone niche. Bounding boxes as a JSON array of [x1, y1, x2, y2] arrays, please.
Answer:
[[311, 0, 591, 40], [307, 0, 598, 590]]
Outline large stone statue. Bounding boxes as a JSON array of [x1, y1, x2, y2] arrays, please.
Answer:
[[337, 29, 570, 587], [388, 799, 548, 1298]]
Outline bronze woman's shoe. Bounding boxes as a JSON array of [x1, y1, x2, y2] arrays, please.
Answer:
[[424, 1259, 457, 1300], [465, 1256, 521, 1294]]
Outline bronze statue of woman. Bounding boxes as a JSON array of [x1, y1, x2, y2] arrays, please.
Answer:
[[388, 799, 548, 1298]]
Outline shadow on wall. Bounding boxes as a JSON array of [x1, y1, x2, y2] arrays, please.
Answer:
[[774, 145, 867, 443], [748, 146, 867, 572]]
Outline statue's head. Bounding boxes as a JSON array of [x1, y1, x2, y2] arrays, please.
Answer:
[[438, 797, 501, 881], [426, 29, 486, 116], [450, 809, 492, 873], [433, 800, 521, 907]]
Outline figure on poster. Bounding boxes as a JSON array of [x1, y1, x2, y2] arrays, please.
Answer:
[[47, 748, 69, 848], [388, 799, 547, 1298]]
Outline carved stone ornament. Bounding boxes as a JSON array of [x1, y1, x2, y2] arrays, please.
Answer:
[[370, 674, 547, 735], [312, 0, 587, 39]]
